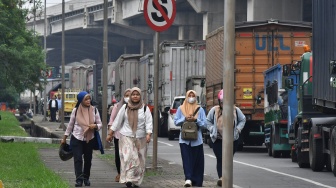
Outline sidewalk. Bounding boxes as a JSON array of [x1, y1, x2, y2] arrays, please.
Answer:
[[33, 115, 218, 188]]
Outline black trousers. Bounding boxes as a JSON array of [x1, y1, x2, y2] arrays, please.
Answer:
[[50, 108, 57, 121], [212, 139, 239, 178], [114, 137, 121, 174], [71, 136, 94, 180]]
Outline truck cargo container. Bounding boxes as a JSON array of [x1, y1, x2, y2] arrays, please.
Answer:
[[282, 0, 336, 176], [263, 64, 298, 158], [205, 20, 312, 149], [114, 54, 143, 100], [139, 41, 206, 139]]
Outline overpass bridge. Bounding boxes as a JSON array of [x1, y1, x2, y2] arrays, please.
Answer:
[[27, 0, 311, 68]]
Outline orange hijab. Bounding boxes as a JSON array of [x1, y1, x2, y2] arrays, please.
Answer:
[[180, 90, 200, 118]]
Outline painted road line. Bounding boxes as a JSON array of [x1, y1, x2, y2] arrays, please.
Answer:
[[157, 140, 174, 146], [204, 154, 243, 188], [205, 154, 334, 188], [233, 160, 335, 188]]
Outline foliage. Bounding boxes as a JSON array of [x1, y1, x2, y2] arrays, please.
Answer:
[[0, 111, 27, 136], [0, 87, 20, 109], [0, 0, 46, 107]]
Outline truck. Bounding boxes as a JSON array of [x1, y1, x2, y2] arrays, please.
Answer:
[[263, 64, 299, 158], [114, 54, 143, 100], [139, 41, 206, 139], [282, 0, 336, 175], [205, 20, 312, 149]]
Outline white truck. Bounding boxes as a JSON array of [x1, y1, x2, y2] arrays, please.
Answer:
[[139, 41, 206, 140]]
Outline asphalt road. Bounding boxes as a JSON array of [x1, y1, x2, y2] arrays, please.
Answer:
[[147, 137, 336, 188]]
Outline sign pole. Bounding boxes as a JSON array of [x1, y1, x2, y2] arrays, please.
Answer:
[[144, 0, 176, 170], [153, 31, 160, 169], [222, 0, 235, 187]]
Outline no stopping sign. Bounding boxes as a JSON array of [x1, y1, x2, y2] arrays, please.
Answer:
[[144, 0, 176, 32]]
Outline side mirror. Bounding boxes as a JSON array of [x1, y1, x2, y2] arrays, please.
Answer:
[[283, 64, 290, 76], [164, 106, 170, 113], [292, 61, 301, 70], [285, 78, 294, 90], [256, 94, 262, 105]]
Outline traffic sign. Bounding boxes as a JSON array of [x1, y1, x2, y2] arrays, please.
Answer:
[[144, 0, 176, 32]]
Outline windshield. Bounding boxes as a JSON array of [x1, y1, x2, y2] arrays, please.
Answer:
[[173, 98, 185, 109]]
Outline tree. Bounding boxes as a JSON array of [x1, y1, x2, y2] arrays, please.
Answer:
[[0, 0, 46, 106]]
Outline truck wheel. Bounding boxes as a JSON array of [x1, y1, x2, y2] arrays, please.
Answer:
[[272, 130, 281, 158], [168, 131, 175, 140], [325, 154, 332, 172], [330, 128, 336, 176], [309, 129, 324, 171], [158, 114, 168, 137], [297, 148, 310, 168], [268, 128, 272, 156], [291, 149, 297, 162]]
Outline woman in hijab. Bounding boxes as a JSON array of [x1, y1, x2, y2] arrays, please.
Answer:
[[206, 89, 246, 186], [106, 88, 131, 182], [61, 91, 102, 187], [174, 90, 207, 187], [107, 87, 153, 187]]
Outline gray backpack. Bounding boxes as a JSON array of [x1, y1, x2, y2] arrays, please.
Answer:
[[181, 107, 200, 140]]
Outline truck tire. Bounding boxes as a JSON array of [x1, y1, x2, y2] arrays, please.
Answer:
[[309, 129, 324, 171], [325, 154, 332, 172], [297, 148, 310, 168], [158, 113, 168, 137], [168, 130, 175, 140], [291, 149, 297, 162], [272, 129, 281, 158], [330, 128, 336, 176]]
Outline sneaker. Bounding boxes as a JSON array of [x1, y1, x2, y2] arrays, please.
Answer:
[[217, 178, 222, 186], [184, 180, 192, 187]]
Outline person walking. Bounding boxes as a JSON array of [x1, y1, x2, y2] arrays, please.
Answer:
[[106, 87, 152, 187], [108, 99, 117, 123], [60, 91, 102, 187], [57, 93, 62, 122], [206, 89, 246, 186], [174, 90, 207, 187], [48, 95, 58, 122], [106, 89, 131, 182]]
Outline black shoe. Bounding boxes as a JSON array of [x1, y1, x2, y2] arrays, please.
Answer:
[[126, 182, 132, 187], [84, 179, 90, 186], [75, 180, 83, 187]]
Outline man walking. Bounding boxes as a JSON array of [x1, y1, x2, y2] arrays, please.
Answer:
[[48, 95, 58, 122]]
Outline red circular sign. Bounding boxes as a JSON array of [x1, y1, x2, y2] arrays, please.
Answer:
[[144, 0, 176, 32]]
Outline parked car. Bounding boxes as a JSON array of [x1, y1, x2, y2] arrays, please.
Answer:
[[167, 96, 185, 140]]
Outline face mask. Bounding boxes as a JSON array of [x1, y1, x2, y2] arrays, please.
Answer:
[[188, 97, 196, 104], [124, 97, 129, 103]]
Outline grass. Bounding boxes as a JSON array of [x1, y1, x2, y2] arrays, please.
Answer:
[[0, 111, 27, 136], [0, 111, 69, 188]]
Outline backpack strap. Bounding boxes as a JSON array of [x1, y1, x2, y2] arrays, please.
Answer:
[[193, 107, 200, 117]]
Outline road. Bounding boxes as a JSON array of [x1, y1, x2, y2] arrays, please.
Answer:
[[147, 137, 336, 188]]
